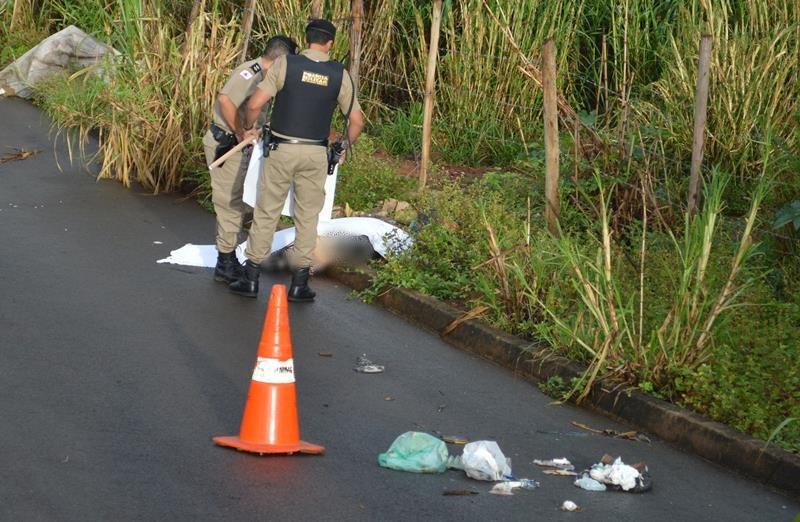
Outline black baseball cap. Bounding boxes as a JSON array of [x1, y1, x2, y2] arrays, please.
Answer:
[[306, 19, 337, 39]]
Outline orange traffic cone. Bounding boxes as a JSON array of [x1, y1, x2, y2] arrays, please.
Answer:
[[213, 284, 325, 455]]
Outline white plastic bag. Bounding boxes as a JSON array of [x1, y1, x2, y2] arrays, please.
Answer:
[[242, 140, 338, 222], [0, 25, 119, 98], [460, 441, 512, 481], [589, 457, 643, 491]]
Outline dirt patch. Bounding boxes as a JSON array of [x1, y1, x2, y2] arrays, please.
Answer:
[[370, 149, 498, 183]]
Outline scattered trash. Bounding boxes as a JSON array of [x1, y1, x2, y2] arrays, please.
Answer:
[[574, 473, 607, 491], [384, 396, 394, 401], [517, 478, 540, 489], [489, 482, 517, 496], [378, 432, 449, 474], [588, 455, 652, 492], [535, 430, 589, 438], [0, 148, 39, 165], [543, 469, 578, 476], [437, 404, 447, 413], [460, 441, 512, 481], [489, 479, 539, 495], [571, 421, 652, 444], [443, 489, 478, 496], [533, 458, 575, 471], [152, 241, 163, 245], [317, 352, 333, 357], [561, 500, 581, 512], [354, 354, 384, 373], [443, 435, 469, 445]]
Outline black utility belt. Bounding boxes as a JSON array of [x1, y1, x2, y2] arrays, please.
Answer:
[[209, 123, 235, 143], [270, 134, 328, 147], [209, 123, 238, 164]]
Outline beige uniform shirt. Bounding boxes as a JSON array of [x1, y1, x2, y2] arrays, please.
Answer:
[[212, 59, 269, 133], [256, 49, 361, 140]]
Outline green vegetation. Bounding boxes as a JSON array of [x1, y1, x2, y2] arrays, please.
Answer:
[[2, 0, 797, 450], [335, 137, 415, 211], [365, 165, 800, 451]]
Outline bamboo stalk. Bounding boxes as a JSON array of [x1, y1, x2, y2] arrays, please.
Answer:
[[688, 35, 713, 216], [311, 0, 323, 18], [10, 0, 24, 31], [180, 0, 203, 55], [239, 0, 257, 61], [542, 38, 560, 236], [420, 0, 443, 190], [349, 0, 363, 93], [572, 117, 579, 185], [483, 0, 603, 148]]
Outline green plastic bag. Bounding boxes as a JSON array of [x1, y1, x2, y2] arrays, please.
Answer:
[[378, 431, 449, 473]]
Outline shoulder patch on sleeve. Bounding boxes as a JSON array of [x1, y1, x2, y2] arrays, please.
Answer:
[[250, 62, 262, 74], [239, 69, 253, 80]]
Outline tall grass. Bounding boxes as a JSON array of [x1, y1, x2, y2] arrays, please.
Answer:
[[641, 2, 799, 182], [31, 1, 239, 192], [4, 0, 797, 184], [521, 165, 771, 401]]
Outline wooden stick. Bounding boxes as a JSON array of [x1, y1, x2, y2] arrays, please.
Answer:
[[687, 35, 713, 216], [349, 0, 364, 94], [420, 0, 443, 190], [239, 0, 257, 61], [542, 39, 560, 237], [483, 0, 603, 149], [208, 138, 257, 171]]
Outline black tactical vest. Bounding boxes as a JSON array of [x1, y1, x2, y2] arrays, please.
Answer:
[[270, 55, 344, 141]]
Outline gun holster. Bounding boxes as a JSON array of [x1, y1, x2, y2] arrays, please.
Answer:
[[210, 123, 237, 165], [327, 141, 345, 176], [262, 124, 277, 158]]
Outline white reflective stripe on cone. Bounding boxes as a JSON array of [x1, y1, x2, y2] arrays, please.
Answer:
[[252, 357, 295, 384]]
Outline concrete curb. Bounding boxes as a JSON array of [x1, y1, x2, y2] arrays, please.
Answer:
[[327, 266, 800, 499]]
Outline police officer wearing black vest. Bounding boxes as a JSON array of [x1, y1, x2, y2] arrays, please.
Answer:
[[230, 19, 365, 301]]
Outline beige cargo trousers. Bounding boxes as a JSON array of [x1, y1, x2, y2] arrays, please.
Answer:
[[202, 130, 251, 253], [244, 142, 328, 268]]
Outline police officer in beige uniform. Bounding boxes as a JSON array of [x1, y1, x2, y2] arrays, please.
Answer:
[[203, 35, 297, 283], [230, 19, 365, 301]]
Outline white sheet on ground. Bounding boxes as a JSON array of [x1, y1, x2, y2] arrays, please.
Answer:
[[242, 140, 338, 221], [156, 243, 247, 267], [156, 217, 412, 267], [0, 25, 119, 99]]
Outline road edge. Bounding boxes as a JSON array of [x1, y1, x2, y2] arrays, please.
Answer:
[[327, 266, 800, 499]]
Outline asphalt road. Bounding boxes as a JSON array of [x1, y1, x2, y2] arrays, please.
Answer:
[[1, 97, 798, 521]]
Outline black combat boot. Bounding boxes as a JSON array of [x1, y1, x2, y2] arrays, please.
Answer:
[[229, 259, 260, 298], [288, 267, 316, 302], [214, 251, 243, 283]]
